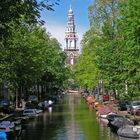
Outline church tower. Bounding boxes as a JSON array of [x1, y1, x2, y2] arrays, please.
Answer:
[[64, 3, 79, 65]]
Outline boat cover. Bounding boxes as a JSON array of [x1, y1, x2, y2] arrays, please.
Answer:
[[117, 125, 139, 139], [97, 106, 114, 115]]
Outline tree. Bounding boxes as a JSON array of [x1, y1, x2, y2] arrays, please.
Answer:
[[0, 0, 60, 41], [74, 29, 99, 90], [118, 0, 140, 95], [0, 0, 60, 86], [40, 37, 70, 95], [75, 0, 122, 93], [75, 0, 140, 99], [0, 0, 69, 100]]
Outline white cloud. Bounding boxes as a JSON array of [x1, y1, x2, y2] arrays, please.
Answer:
[[43, 21, 88, 51]]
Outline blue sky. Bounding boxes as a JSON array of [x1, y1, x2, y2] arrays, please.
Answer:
[[41, 0, 93, 49]]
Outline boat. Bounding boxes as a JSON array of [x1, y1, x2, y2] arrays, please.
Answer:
[[110, 117, 133, 132], [23, 109, 38, 118], [0, 121, 15, 133], [97, 106, 115, 118], [48, 100, 53, 107], [0, 120, 22, 137], [15, 116, 29, 124], [86, 97, 96, 105], [117, 125, 140, 140], [94, 103, 105, 111], [99, 118, 109, 126], [100, 112, 115, 119], [107, 113, 123, 125], [35, 109, 43, 114]]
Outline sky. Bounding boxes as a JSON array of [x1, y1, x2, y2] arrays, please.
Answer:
[[41, 0, 93, 50]]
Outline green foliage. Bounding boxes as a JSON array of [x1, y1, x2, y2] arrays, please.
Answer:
[[74, 47, 99, 89], [118, 0, 140, 94], [74, 0, 120, 91], [0, 0, 60, 41], [0, 0, 69, 97], [41, 37, 70, 91], [9, 24, 48, 87], [75, 0, 140, 98]]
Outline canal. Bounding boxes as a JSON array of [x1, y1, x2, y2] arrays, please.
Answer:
[[16, 94, 119, 140]]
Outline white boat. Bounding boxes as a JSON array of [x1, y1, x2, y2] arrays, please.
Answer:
[[23, 109, 38, 118], [48, 100, 53, 107], [35, 109, 43, 114]]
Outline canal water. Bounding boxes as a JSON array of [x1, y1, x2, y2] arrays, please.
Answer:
[[16, 94, 119, 140]]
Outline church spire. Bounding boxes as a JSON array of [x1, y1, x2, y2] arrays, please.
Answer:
[[64, 1, 79, 66], [69, 0, 73, 14]]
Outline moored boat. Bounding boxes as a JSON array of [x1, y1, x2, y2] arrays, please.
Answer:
[[117, 125, 140, 140], [97, 106, 115, 118], [94, 103, 105, 111], [110, 117, 133, 132], [107, 113, 123, 125], [0, 120, 22, 137], [23, 109, 38, 119], [86, 97, 96, 105]]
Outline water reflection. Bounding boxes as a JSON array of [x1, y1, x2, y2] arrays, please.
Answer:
[[15, 94, 119, 140], [48, 107, 52, 114]]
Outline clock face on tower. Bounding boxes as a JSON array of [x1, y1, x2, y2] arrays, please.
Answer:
[[64, 4, 79, 65]]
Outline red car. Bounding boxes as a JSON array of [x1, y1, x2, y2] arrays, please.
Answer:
[[103, 95, 109, 102]]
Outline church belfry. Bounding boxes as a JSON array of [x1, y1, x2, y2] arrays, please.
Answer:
[[64, 3, 79, 65]]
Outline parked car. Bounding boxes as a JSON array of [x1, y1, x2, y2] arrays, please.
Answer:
[[0, 99, 13, 114], [127, 101, 140, 115], [0, 99, 9, 107], [103, 95, 109, 102], [25, 101, 38, 109], [28, 95, 38, 102], [118, 101, 130, 111]]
